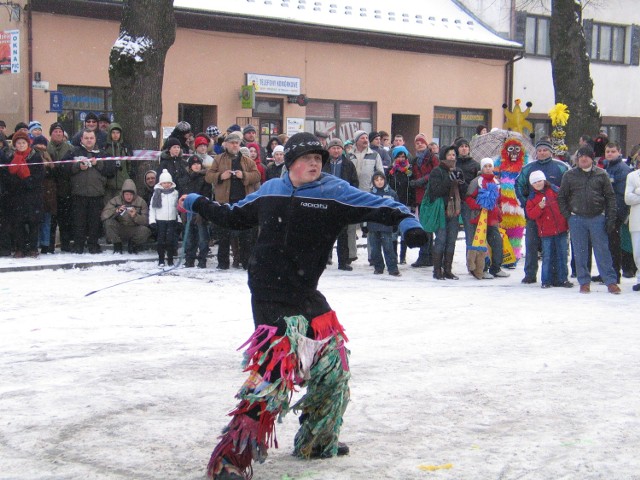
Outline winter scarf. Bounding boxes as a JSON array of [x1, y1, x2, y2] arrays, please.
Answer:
[[390, 156, 412, 176], [151, 187, 175, 209], [8, 148, 31, 179]]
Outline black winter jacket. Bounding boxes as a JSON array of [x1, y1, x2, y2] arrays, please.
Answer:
[[557, 166, 616, 220], [322, 156, 359, 188], [157, 152, 189, 194], [455, 156, 480, 199]]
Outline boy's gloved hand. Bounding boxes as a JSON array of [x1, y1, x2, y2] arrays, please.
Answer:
[[404, 228, 429, 248]]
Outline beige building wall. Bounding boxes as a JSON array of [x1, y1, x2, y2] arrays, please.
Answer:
[[24, 12, 509, 145]]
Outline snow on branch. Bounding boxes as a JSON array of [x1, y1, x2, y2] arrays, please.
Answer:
[[111, 32, 154, 63]]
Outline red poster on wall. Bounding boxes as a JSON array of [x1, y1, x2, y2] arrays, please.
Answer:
[[0, 30, 19, 74]]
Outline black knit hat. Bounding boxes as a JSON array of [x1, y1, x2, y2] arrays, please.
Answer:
[[49, 122, 64, 135], [284, 132, 329, 168], [368, 131, 381, 142], [576, 145, 595, 159], [454, 137, 469, 148], [165, 137, 182, 149], [84, 112, 99, 123]]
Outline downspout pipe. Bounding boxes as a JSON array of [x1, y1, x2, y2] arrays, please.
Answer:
[[27, 1, 33, 122]]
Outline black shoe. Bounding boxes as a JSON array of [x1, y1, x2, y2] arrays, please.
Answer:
[[347, 256, 357, 265], [88, 245, 102, 254], [184, 259, 195, 268], [591, 275, 603, 283], [61, 244, 72, 253], [443, 272, 459, 280], [541, 283, 552, 289], [40, 246, 49, 255], [633, 284, 640, 292], [197, 260, 206, 269], [558, 281, 574, 288], [326, 258, 333, 265], [374, 269, 383, 274], [622, 270, 635, 279], [411, 260, 428, 268], [399, 259, 406, 265], [167, 257, 174, 266], [217, 264, 229, 270], [389, 271, 401, 277], [521, 277, 536, 284], [338, 265, 353, 271], [113, 242, 123, 254], [308, 442, 350, 459]]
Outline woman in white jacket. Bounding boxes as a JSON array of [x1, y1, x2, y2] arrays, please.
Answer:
[[624, 166, 640, 291], [150, 169, 181, 266]]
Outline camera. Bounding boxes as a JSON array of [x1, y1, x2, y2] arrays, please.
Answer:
[[83, 160, 92, 168]]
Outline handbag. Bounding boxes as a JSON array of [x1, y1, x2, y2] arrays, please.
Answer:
[[419, 193, 445, 233], [445, 180, 461, 218]]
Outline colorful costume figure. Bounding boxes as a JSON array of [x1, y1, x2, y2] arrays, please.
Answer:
[[493, 138, 530, 262], [182, 132, 427, 480]]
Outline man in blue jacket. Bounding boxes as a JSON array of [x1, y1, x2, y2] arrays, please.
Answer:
[[182, 132, 427, 480], [515, 139, 569, 283]]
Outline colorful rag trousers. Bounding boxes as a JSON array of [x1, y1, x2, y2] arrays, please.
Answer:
[[206, 310, 350, 480]]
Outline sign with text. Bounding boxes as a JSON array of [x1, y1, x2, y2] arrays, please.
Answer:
[[247, 73, 301, 95], [0, 30, 20, 74], [286, 117, 304, 137], [50, 91, 64, 112]]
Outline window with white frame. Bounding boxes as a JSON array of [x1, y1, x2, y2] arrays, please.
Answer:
[[589, 22, 626, 63], [524, 15, 550, 57]]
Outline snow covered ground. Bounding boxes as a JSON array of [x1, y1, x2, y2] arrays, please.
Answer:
[[1, 240, 639, 480]]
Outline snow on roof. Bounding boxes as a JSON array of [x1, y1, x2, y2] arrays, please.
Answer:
[[173, 0, 521, 49]]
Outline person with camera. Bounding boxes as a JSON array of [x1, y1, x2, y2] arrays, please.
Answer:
[[205, 131, 260, 269], [65, 129, 113, 254], [101, 179, 150, 254]]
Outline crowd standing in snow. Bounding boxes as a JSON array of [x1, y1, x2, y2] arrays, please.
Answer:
[[0, 117, 638, 294]]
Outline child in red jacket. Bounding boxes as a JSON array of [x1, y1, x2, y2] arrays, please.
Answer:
[[525, 170, 573, 288]]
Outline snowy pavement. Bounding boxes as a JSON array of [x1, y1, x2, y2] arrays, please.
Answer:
[[1, 241, 639, 480]]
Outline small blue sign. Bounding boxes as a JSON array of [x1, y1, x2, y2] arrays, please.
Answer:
[[50, 91, 64, 113]]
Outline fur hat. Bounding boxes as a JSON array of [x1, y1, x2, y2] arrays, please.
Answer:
[[284, 132, 329, 168], [327, 138, 344, 149], [535, 139, 553, 151], [480, 157, 494, 169], [158, 169, 173, 184], [353, 130, 368, 144], [529, 170, 546, 185], [576, 145, 595, 159], [11, 130, 30, 145], [242, 124, 257, 135], [239, 146, 251, 157], [225, 131, 242, 143], [14, 122, 28, 132], [194, 136, 209, 149], [175, 121, 191, 133]]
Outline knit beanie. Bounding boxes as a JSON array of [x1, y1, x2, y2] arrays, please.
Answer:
[[455, 137, 470, 148], [414, 133, 428, 145], [206, 125, 221, 137], [368, 131, 380, 142], [188, 155, 203, 167], [284, 132, 329, 168], [49, 122, 64, 135], [242, 124, 257, 134], [165, 137, 182, 149], [272, 145, 285, 154], [175, 121, 191, 133], [576, 145, 595, 159], [194, 136, 209, 149], [84, 112, 98, 123], [391, 146, 410, 158], [529, 170, 546, 185], [28, 121, 42, 133], [14, 122, 28, 132], [535, 139, 553, 151], [227, 124, 242, 133], [158, 169, 173, 184], [353, 130, 368, 144], [225, 131, 242, 143], [480, 157, 494, 169], [31, 135, 48, 147], [440, 145, 457, 161]]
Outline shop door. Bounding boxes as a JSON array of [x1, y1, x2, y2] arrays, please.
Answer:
[[259, 120, 282, 147]]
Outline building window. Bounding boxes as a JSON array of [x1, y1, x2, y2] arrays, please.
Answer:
[[56, 85, 112, 137], [600, 125, 626, 149], [525, 15, 550, 57], [305, 100, 373, 140], [432, 107, 490, 148], [590, 22, 626, 63], [252, 98, 283, 147]]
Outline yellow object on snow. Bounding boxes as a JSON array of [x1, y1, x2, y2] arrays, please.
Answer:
[[418, 463, 454, 471]]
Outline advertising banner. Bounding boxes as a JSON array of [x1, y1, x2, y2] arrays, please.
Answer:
[[0, 29, 20, 74]]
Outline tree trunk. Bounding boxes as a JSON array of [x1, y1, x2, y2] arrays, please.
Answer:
[[109, 0, 176, 190], [549, 0, 600, 151]]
